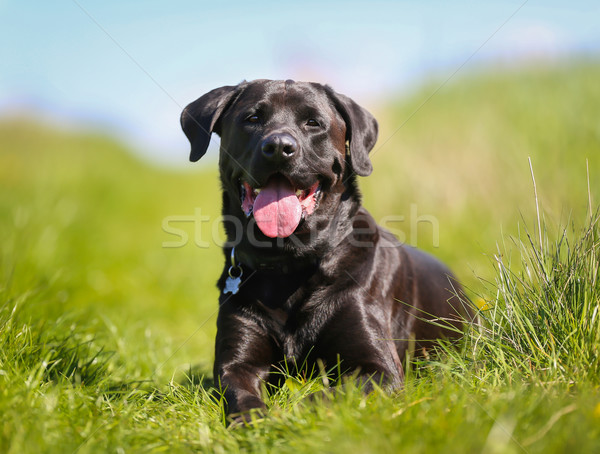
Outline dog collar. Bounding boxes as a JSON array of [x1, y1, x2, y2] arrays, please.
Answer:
[[230, 246, 319, 275]]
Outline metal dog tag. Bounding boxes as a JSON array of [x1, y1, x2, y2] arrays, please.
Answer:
[[223, 247, 243, 295], [224, 274, 241, 295]]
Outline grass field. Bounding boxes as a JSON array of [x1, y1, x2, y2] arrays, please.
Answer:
[[1, 60, 600, 453]]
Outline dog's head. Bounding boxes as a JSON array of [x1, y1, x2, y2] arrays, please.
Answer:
[[181, 79, 378, 260]]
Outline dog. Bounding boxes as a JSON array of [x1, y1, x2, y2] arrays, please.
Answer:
[[181, 79, 468, 421]]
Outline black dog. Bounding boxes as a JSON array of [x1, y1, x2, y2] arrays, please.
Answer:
[[181, 79, 467, 421]]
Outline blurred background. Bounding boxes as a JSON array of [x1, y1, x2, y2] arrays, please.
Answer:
[[1, 0, 599, 377], [1, 1, 598, 162]]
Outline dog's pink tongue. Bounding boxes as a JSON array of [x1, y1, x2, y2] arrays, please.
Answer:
[[253, 175, 301, 238]]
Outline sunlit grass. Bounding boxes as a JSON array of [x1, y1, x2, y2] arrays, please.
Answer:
[[450, 210, 600, 385]]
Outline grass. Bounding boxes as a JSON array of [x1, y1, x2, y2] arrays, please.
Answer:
[[1, 60, 600, 453], [461, 214, 600, 384]]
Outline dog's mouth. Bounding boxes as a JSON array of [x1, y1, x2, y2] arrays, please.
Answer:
[[240, 174, 322, 238]]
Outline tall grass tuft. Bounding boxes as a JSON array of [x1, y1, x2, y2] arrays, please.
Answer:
[[453, 209, 600, 385]]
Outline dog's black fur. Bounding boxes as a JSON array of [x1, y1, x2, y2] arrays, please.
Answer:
[[181, 79, 467, 421]]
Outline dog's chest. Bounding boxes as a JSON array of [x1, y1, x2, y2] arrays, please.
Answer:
[[242, 270, 325, 357]]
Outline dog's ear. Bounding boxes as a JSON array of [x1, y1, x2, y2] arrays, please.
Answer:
[[180, 85, 239, 162], [325, 87, 378, 177]]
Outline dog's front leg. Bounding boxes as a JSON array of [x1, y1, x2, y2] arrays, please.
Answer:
[[214, 309, 276, 423], [315, 302, 406, 392]]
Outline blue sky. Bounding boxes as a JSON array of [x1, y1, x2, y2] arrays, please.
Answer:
[[0, 1, 598, 164]]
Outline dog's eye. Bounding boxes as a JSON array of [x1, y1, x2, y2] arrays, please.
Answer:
[[246, 115, 260, 123], [306, 119, 320, 127]]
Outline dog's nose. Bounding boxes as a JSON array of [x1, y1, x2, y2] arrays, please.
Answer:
[[260, 133, 297, 160]]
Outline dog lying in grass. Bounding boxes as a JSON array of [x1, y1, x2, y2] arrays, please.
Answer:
[[181, 79, 468, 422]]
